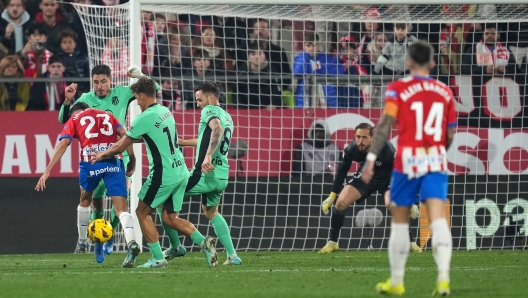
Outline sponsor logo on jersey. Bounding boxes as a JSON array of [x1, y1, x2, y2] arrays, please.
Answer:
[[89, 166, 120, 177], [376, 161, 382, 166], [112, 96, 119, 105]]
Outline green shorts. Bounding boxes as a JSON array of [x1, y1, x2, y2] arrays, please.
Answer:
[[184, 175, 228, 207], [139, 177, 188, 212], [93, 155, 131, 198]]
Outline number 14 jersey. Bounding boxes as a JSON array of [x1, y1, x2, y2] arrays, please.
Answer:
[[60, 108, 123, 162], [192, 105, 234, 179], [384, 75, 457, 178]]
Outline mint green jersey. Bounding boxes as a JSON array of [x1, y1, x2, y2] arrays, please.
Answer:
[[127, 104, 189, 185], [191, 105, 234, 179]]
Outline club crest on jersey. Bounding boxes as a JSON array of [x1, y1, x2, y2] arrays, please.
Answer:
[[376, 161, 382, 166], [112, 96, 119, 105]]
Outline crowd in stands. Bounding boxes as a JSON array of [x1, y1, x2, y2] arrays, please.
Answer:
[[0, 1, 527, 112]]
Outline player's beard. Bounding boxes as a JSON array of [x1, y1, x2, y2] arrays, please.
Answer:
[[358, 144, 369, 152], [96, 90, 109, 98]]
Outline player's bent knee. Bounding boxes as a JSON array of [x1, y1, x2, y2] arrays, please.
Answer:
[[202, 204, 218, 220]]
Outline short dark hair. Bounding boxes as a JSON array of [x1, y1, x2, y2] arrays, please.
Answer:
[[304, 32, 318, 43], [395, 23, 407, 30], [130, 76, 157, 98], [484, 23, 498, 31], [408, 40, 434, 67], [247, 41, 263, 55], [194, 82, 220, 99], [91, 64, 111, 79], [193, 49, 210, 60], [48, 55, 63, 66], [355, 123, 374, 136], [57, 29, 78, 43], [154, 13, 166, 21], [6, 0, 27, 7], [70, 102, 89, 115], [27, 21, 49, 36]]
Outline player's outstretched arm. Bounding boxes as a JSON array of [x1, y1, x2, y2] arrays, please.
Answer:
[[178, 138, 198, 147], [91, 136, 134, 164], [127, 65, 161, 91], [58, 83, 78, 123], [202, 118, 223, 175], [35, 138, 71, 191], [361, 114, 395, 184]]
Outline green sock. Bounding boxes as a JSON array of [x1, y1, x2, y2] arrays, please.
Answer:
[[211, 214, 236, 256], [147, 242, 164, 261], [91, 209, 104, 221], [110, 206, 120, 230], [190, 230, 206, 247], [156, 208, 181, 248]]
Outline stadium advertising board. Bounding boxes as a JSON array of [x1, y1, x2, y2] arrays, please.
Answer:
[[0, 107, 526, 177]]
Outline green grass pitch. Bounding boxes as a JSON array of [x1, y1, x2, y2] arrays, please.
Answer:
[[0, 250, 526, 297]]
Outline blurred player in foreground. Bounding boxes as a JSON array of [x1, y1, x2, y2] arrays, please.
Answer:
[[36, 102, 140, 267], [361, 41, 456, 296]]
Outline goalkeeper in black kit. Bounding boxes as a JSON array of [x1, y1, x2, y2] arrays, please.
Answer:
[[318, 123, 421, 253]]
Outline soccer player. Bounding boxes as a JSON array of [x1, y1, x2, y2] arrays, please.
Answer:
[[92, 77, 218, 268], [361, 41, 456, 296], [35, 102, 141, 267], [319, 123, 396, 253], [159, 82, 241, 265], [59, 64, 160, 260]]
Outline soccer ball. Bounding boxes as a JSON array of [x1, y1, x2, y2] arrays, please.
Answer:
[[87, 219, 113, 243]]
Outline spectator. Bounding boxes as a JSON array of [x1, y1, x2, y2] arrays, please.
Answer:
[[293, 32, 340, 108], [55, 29, 89, 92], [19, 21, 52, 80], [0, 0, 31, 55], [153, 13, 168, 61], [159, 72, 183, 110], [439, 23, 472, 75], [292, 120, 342, 176], [0, 43, 8, 61], [462, 23, 516, 76], [502, 4, 528, 70], [26, 55, 68, 110], [182, 49, 225, 109], [358, 8, 384, 66], [35, 0, 71, 54], [366, 32, 388, 66], [234, 42, 282, 110], [141, 10, 155, 74], [191, 26, 235, 72], [101, 35, 130, 81], [212, 17, 247, 55], [0, 55, 30, 111], [374, 23, 417, 75], [239, 19, 291, 89], [336, 36, 369, 108], [153, 26, 192, 79]]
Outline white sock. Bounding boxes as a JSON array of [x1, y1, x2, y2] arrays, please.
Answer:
[[431, 218, 452, 283], [77, 205, 91, 241], [389, 222, 410, 286], [119, 212, 136, 246]]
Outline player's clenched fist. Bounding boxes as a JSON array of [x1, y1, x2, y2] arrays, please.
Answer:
[[201, 155, 215, 175], [64, 83, 78, 104], [321, 192, 337, 215]]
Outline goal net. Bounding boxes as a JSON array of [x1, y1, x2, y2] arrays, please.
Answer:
[[73, 2, 528, 253]]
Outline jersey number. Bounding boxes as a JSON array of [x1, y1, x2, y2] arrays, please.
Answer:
[[80, 114, 113, 139], [163, 126, 179, 155], [219, 127, 232, 156], [410, 102, 444, 142]]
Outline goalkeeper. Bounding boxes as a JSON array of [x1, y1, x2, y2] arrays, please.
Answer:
[[59, 64, 159, 261], [319, 123, 420, 253]]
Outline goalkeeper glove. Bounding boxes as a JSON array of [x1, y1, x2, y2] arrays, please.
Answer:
[[321, 192, 337, 215], [410, 204, 420, 219], [128, 65, 143, 79]]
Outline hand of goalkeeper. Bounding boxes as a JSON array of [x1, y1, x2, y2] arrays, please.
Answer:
[[321, 192, 337, 215], [127, 65, 144, 79], [410, 204, 420, 219]]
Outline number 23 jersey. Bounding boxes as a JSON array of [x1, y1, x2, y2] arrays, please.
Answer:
[[192, 105, 234, 179], [60, 108, 123, 162], [384, 75, 457, 177]]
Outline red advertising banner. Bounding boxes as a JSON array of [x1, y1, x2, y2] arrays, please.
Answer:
[[1, 110, 527, 177]]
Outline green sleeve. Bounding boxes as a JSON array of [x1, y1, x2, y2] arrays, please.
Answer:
[[126, 114, 149, 140], [58, 94, 88, 123], [201, 106, 221, 124]]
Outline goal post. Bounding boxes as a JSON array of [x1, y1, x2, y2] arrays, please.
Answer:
[[74, 0, 528, 253]]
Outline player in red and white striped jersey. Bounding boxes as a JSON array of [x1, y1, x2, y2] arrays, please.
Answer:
[[361, 41, 456, 296], [35, 102, 140, 268]]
